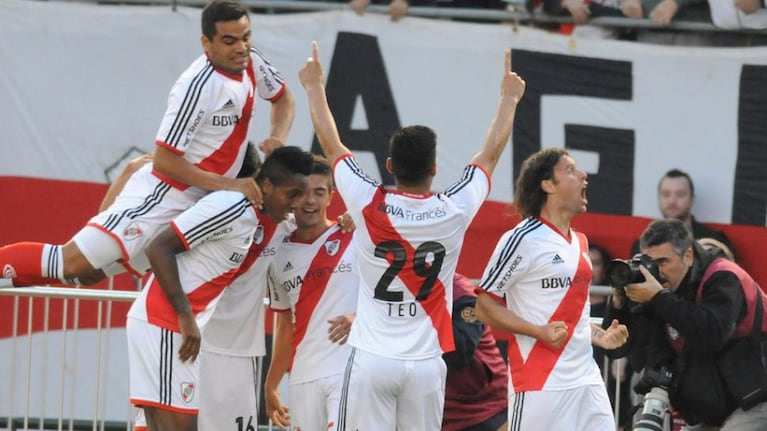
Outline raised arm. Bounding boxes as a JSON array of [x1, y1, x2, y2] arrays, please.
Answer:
[[470, 49, 526, 177], [299, 42, 352, 166]]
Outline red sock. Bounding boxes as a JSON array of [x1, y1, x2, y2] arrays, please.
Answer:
[[0, 242, 46, 279]]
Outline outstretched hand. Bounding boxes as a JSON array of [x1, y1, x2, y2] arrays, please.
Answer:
[[501, 49, 526, 102], [299, 41, 324, 89]]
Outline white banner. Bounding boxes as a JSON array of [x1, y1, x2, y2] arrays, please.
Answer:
[[2, 0, 767, 224]]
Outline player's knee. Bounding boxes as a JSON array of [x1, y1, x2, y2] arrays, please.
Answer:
[[77, 270, 106, 286], [61, 242, 97, 279]]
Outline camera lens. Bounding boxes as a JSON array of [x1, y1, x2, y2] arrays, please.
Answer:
[[606, 260, 632, 287]]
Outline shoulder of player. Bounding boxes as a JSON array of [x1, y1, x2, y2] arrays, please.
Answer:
[[192, 191, 254, 221]]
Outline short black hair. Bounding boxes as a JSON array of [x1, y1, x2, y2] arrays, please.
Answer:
[[513, 148, 568, 219], [640, 219, 694, 257], [389, 125, 436, 187], [659, 169, 695, 198], [256, 146, 313, 186], [201, 0, 249, 41]]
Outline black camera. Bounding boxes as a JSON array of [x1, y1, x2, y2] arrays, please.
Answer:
[[605, 253, 661, 289], [634, 366, 673, 395]]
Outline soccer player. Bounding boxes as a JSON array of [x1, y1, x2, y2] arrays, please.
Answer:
[[264, 156, 358, 431], [126, 146, 311, 431], [0, 0, 294, 287], [475, 148, 627, 430], [298, 41, 526, 430]]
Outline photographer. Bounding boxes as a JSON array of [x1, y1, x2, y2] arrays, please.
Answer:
[[606, 219, 767, 430]]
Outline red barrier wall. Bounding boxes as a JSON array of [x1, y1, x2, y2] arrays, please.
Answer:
[[2, 177, 766, 336]]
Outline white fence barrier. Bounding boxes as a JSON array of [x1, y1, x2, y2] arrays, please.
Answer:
[[1, 284, 621, 430]]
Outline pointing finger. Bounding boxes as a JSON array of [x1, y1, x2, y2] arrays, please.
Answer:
[[505, 48, 511, 73], [312, 41, 320, 62]]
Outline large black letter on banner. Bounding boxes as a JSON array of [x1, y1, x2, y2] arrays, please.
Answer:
[[311, 32, 401, 186], [732, 65, 767, 226], [512, 50, 634, 215]]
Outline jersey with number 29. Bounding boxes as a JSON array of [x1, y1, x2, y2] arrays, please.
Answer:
[[335, 154, 489, 360]]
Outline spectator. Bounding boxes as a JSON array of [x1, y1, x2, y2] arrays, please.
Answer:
[[350, 0, 507, 22], [630, 168, 734, 260], [589, 243, 612, 318], [606, 219, 767, 429], [626, 0, 707, 25], [543, 0, 640, 25], [709, 0, 767, 29], [443, 273, 508, 431]]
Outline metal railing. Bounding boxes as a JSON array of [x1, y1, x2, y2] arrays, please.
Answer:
[[72, 0, 767, 34], [1, 283, 620, 430], [0, 285, 139, 431]]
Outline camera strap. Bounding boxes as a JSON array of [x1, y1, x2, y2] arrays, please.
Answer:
[[698, 258, 767, 339]]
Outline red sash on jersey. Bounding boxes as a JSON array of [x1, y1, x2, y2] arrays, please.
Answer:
[[291, 228, 353, 363], [362, 189, 454, 353], [145, 212, 277, 331], [507, 231, 591, 391], [145, 268, 238, 332], [196, 62, 256, 180]]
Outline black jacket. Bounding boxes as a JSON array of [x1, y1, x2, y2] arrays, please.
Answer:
[[606, 244, 750, 424]]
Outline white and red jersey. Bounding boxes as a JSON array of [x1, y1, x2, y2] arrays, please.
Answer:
[[268, 224, 358, 384], [201, 215, 295, 357], [153, 47, 286, 192], [127, 190, 257, 331], [335, 154, 489, 360], [478, 217, 603, 392]]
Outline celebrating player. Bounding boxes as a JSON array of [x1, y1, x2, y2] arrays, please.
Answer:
[[299, 41, 525, 430], [0, 0, 294, 287]]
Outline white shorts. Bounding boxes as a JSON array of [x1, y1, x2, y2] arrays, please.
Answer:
[[76, 167, 202, 275], [127, 317, 199, 414], [197, 350, 262, 431], [509, 384, 613, 431], [289, 373, 344, 431], [338, 348, 447, 431]]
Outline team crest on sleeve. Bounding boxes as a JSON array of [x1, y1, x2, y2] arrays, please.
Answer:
[[254, 225, 265, 244], [324, 239, 341, 256], [180, 382, 195, 404]]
